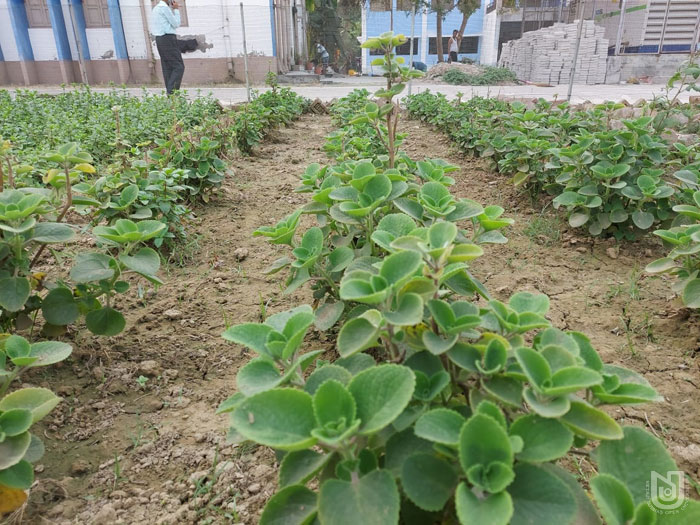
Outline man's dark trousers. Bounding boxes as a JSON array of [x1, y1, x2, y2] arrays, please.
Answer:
[[156, 34, 185, 94]]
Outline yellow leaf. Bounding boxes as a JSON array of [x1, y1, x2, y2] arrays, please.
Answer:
[[74, 163, 96, 174], [43, 168, 61, 184], [0, 484, 27, 514]]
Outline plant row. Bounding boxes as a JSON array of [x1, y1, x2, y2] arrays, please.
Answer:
[[0, 87, 309, 503], [217, 33, 697, 525], [405, 85, 700, 308]]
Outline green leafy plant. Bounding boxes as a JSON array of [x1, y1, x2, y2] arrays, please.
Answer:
[[442, 66, 517, 86], [646, 188, 700, 308], [216, 34, 696, 525], [0, 334, 72, 494]]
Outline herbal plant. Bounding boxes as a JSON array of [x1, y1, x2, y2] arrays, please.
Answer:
[[646, 187, 700, 308], [0, 143, 164, 335], [0, 334, 72, 510], [0, 88, 221, 168], [551, 119, 674, 239], [357, 32, 422, 169], [230, 89, 309, 155], [220, 250, 681, 524], [650, 56, 700, 133], [256, 38, 510, 329], [221, 35, 697, 525], [74, 161, 193, 249], [405, 91, 700, 239]]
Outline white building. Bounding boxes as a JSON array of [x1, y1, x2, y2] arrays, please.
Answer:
[[0, 0, 306, 85]]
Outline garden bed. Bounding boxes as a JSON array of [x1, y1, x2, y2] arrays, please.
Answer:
[[16, 113, 699, 524]]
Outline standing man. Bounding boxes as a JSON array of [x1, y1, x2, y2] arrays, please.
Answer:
[[152, 0, 184, 94], [447, 30, 461, 64]]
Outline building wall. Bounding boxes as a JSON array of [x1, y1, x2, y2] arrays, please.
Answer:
[[480, 7, 499, 65], [363, 0, 485, 74], [0, 0, 21, 62], [0, 0, 278, 86], [583, 0, 648, 49]]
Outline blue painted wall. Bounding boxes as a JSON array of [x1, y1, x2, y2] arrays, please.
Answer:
[[8, 0, 35, 61], [68, 0, 92, 60], [47, 0, 73, 61], [107, 0, 129, 60], [365, 0, 485, 67]]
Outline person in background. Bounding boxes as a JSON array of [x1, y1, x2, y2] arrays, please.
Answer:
[[152, 0, 184, 94], [447, 29, 461, 64], [316, 43, 330, 74]]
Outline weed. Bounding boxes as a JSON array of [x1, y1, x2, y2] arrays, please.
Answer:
[[523, 215, 562, 246]]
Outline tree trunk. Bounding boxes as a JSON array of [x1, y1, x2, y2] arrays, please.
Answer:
[[436, 13, 444, 62], [458, 13, 468, 36]]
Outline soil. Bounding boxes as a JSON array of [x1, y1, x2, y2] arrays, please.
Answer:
[[10, 113, 700, 524]]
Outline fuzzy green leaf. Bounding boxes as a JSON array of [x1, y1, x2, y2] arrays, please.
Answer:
[[259, 484, 318, 525], [348, 364, 415, 435], [560, 400, 623, 440], [414, 408, 465, 446], [401, 453, 458, 512], [455, 483, 513, 525], [509, 463, 577, 525], [509, 415, 574, 462], [318, 469, 399, 525], [590, 474, 635, 525], [232, 389, 316, 451], [592, 426, 679, 505]]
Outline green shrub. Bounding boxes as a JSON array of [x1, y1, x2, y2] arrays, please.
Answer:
[[220, 33, 697, 525], [442, 67, 517, 86]]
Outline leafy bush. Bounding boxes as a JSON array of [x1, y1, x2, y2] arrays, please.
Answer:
[[0, 142, 164, 336], [221, 33, 696, 525], [0, 88, 221, 167], [0, 334, 72, 506], [74, 162, 193, 248], [443, 66, 517, 86], [405, 91, 700, 239], [232, 88, 309, 155], [646, 180, 700, 308], [550, 119, 675, 238]]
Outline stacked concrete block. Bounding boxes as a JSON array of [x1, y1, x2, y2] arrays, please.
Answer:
[[499, 21, 609, 85]]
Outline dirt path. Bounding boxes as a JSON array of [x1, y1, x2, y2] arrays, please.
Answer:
[[401, 118, 700, 478], [19, 113, 700, 525], [23, 114, 333, 525]]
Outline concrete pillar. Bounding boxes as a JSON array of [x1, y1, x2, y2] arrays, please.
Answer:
[[67, 0, 91, 82], [420, 7, 428, 64], [107, 0, 131, 83], [0, 41, 9, 85], [7, 0, 38, 85], [47, 0, 76, 84]]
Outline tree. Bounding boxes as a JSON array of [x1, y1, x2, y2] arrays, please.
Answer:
[[426, 0, 479, 63], [456, 0, 480, 37], [430, 0, 454, 63]]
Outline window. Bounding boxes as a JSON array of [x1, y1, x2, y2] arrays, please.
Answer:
[[370, 0, 392, 12], [26, 0, 51, 28], [429, 36, 479, 54], [84, 0, 111, 28]]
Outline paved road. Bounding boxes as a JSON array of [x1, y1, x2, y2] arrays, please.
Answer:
[[3, 81, 690, 105]]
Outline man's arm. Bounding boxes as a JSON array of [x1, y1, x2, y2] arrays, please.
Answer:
[[161, 2, 181, 31]]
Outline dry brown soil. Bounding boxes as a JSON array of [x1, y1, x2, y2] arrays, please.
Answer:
[[9, 113, 700, 525]]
